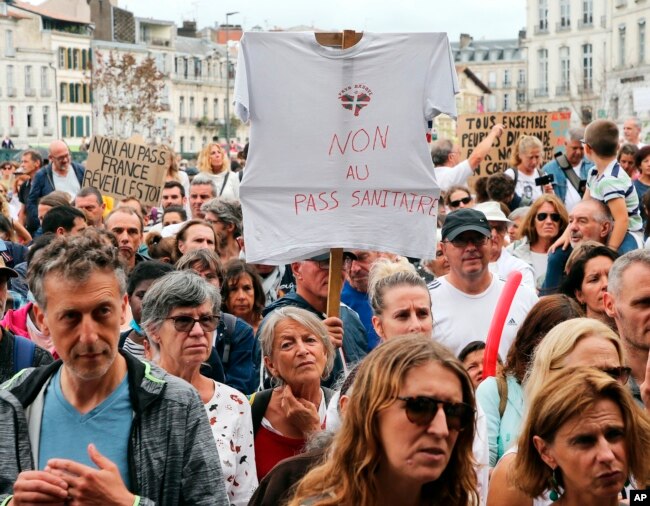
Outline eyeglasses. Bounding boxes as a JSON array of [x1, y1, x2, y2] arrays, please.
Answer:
[[536, 212, 561, 222], [600, 366, 632, 385], [310, 258, 353, 271], [397, 396, 475, 432], [50, 153, 70, 163], [490, 223, 508, 234], [164, 314, 220, 332], [449, 196, 472, 208], [1, 166, 13, 171], [443, 235, 489, 249]]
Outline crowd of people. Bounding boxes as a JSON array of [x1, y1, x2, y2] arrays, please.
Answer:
[[0, 117, 650, 506]]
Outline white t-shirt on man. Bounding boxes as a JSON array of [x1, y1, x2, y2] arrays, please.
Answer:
[[429, 274, 538, 360], [52, 168, 81, 199]]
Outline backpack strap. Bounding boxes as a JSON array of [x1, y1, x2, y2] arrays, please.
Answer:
[[496, 375, 509, 419], [219, 171, 230, 196], [221, 313, 237, 365], [13, 335, 36, 374], [250, 389, 273, 436]]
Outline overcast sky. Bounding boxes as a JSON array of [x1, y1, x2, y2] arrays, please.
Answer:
[[119, 0, 527, 43]]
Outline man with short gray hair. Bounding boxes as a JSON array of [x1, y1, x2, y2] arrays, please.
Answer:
[[201, 198, 242, 262], [604, 249, 650, 407], [623, 117, 645, 148], [189, 174, 218, 219], [0, 234, 228, 505], [543, 126, 593, 211]]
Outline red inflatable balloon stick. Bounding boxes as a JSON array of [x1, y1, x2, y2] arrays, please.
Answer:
[[482, 271, 523, 378]]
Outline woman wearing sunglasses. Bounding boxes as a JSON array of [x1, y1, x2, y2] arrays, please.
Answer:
[[445, 185, 474, 211], [288, 335, 478, 506], [488, 317, 631, 506], [510, 194, 569, 290], [511, 367, 650, 506], [141, 270, 258, 506]]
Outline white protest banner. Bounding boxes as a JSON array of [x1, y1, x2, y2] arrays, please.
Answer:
[[457, 111, 571, 176], [235, 32, 458, 265], [83, 135, 168, 207]]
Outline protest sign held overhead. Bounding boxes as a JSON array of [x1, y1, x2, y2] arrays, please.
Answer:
[[235, 32, 459, 265], [83, 136, 168, 207], [457, 111, 571, 176]]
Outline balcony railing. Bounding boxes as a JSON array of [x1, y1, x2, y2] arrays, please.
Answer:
[[556, 21, 571, 32], [556, 84, 570, 96], [578, 18, 594, 29], [534, 88, 549, 97]]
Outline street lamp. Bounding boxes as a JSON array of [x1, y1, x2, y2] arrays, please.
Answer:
[[224, 11, 239, 144]]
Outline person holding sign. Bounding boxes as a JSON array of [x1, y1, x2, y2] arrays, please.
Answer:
[[430, 124, 505, 192], [198, 143, 239, 201], [504, 135, 554, 206]]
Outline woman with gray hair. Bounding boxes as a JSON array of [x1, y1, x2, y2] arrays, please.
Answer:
[[141, 270, 257, 505], [251, 306, 335, 480]]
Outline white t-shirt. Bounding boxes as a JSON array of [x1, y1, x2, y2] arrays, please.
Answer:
[[429, 274, 538, 360], [563, 164, 583, 211], [234, 32, 458, 264], [494, 248, 536, 291], [433, 159, 473, 192], [529, 251, 548, 284], [208, 170, 240, 201], [504, 168, 542, 203], [52, 168, 81, 199]]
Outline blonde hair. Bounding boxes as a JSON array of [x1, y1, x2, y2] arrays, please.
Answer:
[[197, 142, 230, 175], [513, 368, 650, 498], [523, 318, 625, 402], [509, 134, 544, 167], [288, 335, 478, 506], [367, 257, 429, 315], [162, 145, 180, 181]]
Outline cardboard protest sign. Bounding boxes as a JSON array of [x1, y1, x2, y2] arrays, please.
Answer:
[[235, 32, 458, 265], [83, 136, 168, 207], [457, 111, 571, 176]]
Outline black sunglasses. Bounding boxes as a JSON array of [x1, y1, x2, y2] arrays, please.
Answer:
[[536, 212, 561, 222], [164, 314, 220, 333], [601, 366, 632, 385], [443, 235, 489, 249], [397, 396, 475, 431], [449, 196, 472, 208]]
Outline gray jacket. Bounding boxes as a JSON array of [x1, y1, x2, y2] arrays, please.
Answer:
[[0, 352, 228, 505]]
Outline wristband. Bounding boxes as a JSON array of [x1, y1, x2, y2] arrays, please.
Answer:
[[133, 496, 141, 506], [0, 496, 13, 506]]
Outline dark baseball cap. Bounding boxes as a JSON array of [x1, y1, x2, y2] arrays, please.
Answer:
[[441, 208, 491, 242]]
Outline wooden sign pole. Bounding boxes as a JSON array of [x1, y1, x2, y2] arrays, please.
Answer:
[[315, 29, 361, 372]]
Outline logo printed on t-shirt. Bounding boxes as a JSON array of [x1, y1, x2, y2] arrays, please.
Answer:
[[338, 83, 373, 116], [507, 318, 517, 326]]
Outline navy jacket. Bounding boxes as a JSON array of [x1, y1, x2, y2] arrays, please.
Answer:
[[26, 163, 85, 231]]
